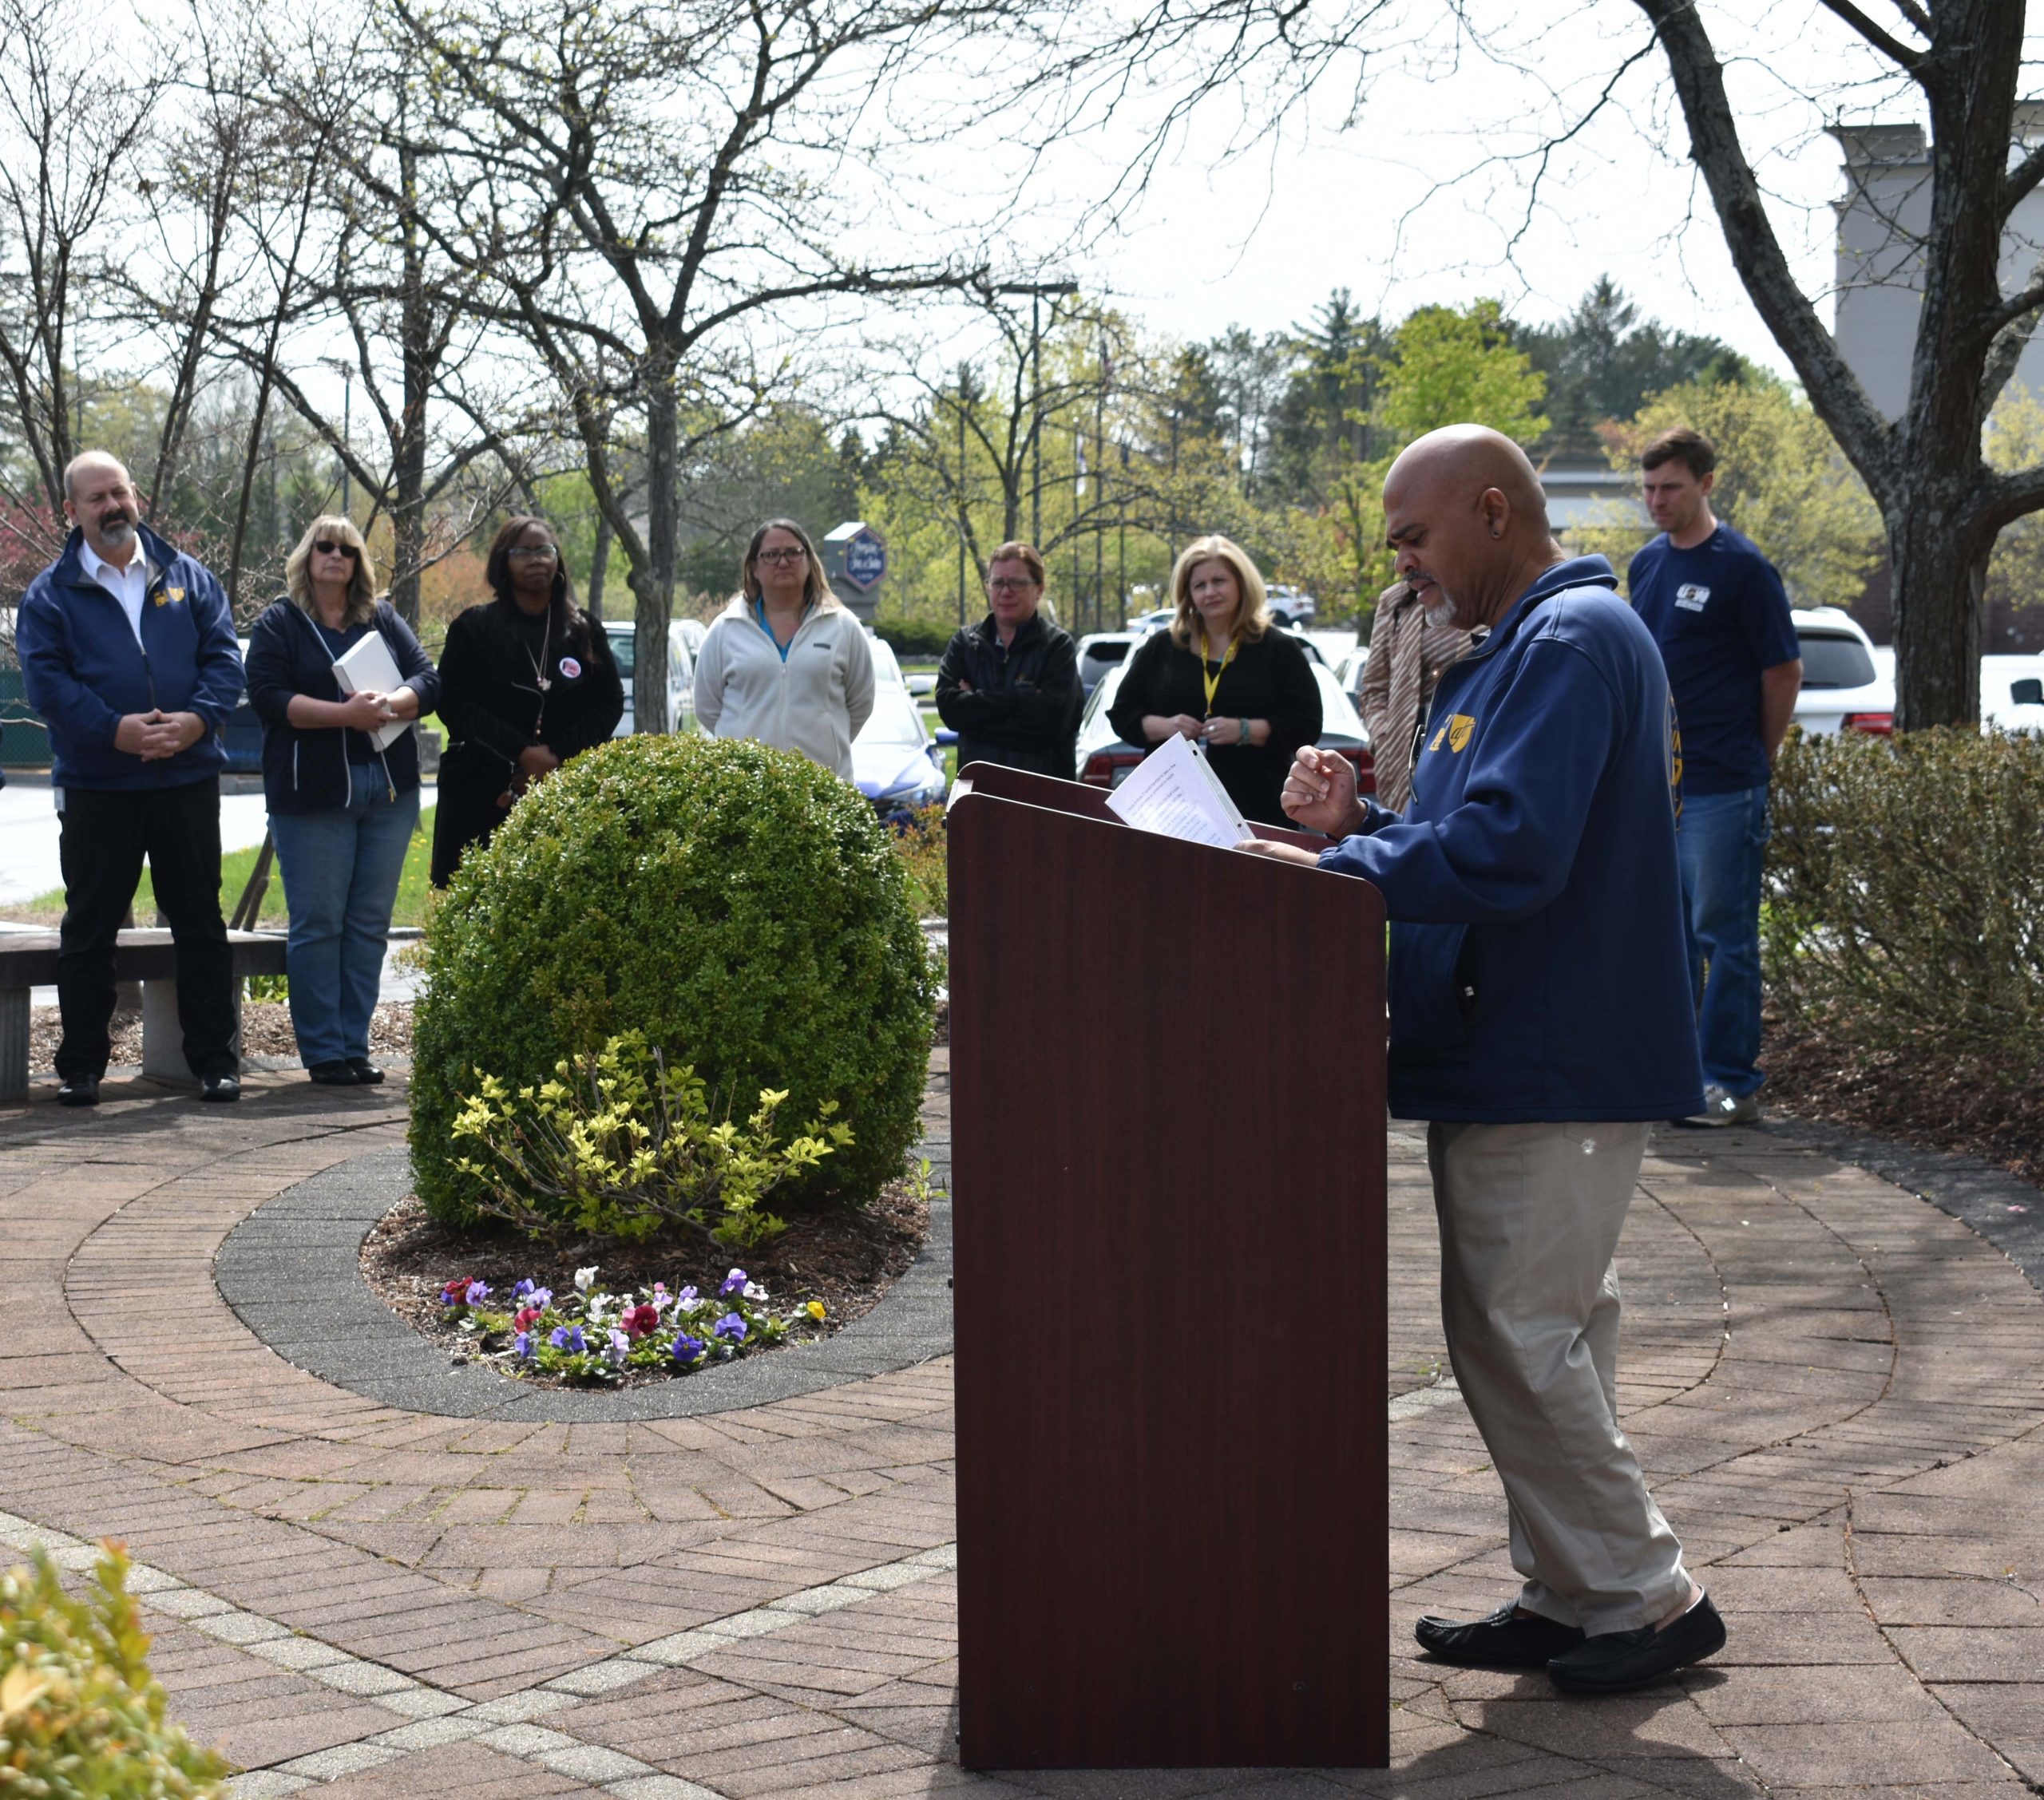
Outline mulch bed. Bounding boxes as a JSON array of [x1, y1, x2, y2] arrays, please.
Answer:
[[361, 1176, 929, 1387], [27, 1001, 415, 1076], [1761, 1015, 2044, 1190]]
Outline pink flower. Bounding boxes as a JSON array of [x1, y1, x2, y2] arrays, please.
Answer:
[[622, 1303, 660, 1339], [441, 1277, 473, 1307], [514, 1306, 543, 1331]]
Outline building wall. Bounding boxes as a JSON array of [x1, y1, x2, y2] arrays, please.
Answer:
[[1833, 121, 2044, 421]]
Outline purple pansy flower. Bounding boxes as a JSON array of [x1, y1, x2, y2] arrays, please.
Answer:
[[515, 1331, 533, 1359], [719, 1268, 747, 1297], [511, 1280, 536, 1302], [607, 1327, 631, 1367], [670, 1333, 706, 1365], [550, 1325, 586, 1354], [675, 1285, 698, 1305], [713, 1311, 747, 1343], [464, 1280, 491, 1305]]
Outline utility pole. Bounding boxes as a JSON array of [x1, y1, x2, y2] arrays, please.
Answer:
[[956, 366, 969, 627], [993, 278, 1077, 548], [1094, 332, 1108, 636]]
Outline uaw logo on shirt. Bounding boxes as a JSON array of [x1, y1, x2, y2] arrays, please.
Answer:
[[1674, 583, 1710, 612], [154, 585, 186, 607], [1426, 714, 1478, 754]]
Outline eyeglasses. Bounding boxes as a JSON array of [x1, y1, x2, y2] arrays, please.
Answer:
[[988, 578, 1040, 594], [314, 540, 359, 560], [507, 545, 559, 562], [755, 547, 807, 566]]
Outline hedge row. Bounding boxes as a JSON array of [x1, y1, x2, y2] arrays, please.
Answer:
[[1763, 727, 2044, 1101], [871, 618, 958, 658]]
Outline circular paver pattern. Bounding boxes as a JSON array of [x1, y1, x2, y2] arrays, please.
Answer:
[[211, 1143, 954, 1422], [3, 1059, 2042, 1800]]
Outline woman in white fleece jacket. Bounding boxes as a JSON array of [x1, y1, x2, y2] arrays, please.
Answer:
[[693, 518, 876, 781]]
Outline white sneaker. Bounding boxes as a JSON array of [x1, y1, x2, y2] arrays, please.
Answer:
[[1684, 1083, 1760, 1128]]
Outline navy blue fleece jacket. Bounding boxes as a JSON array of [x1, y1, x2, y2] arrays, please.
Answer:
[[1320, 556, 1703, 1122], [17, 524, 244, 790]]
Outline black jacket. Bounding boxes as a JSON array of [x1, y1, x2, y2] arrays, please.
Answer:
[[935, 611, 1083, 779], [244, 598, 442, 814], [1108, 627, 1321, 825], [430, 596, 623, 885]]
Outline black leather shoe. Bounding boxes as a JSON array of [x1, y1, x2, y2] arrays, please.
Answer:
[[307, 1061, 358, 1086], [1415, 1603, 1586, 1667], [1547, 1592, 1726, 1694], [200, 1073, 242, 1103], [347, 1058, 385, 1086], [55, 1075, 101, 1107]]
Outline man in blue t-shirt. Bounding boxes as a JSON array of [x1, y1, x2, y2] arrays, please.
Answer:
[[1629, 428, 1803, 1127]]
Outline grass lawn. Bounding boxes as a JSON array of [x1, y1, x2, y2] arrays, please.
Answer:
[[10, 808, 438, 931]]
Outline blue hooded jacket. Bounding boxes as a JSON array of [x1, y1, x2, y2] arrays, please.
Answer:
[[17, 524, 244, 791], [1320, 556, 1703, 1122]]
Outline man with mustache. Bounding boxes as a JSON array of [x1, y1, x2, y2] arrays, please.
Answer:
[[1250, 425, 1721, 1694], [17, 452, 248, 1105]]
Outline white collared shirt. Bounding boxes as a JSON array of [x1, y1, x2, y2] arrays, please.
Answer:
[[81, 535, 149, 645]]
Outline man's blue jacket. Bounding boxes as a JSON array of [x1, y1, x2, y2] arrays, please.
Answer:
[[17, 524, 245, 790], [1320, 556, 1704, 1122]]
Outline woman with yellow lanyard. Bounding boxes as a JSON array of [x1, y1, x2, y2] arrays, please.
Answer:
[[1109, 535, 1321, 825]]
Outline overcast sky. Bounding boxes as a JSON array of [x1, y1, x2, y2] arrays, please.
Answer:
[[980, 1, 2044, 373]]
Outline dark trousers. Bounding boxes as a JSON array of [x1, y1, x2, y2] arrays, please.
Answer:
[[57, 777, 236, 1081]]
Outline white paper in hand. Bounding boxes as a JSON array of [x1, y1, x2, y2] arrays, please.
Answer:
[[332, 631, 412, 752], [1104, 731, 1255, 849]]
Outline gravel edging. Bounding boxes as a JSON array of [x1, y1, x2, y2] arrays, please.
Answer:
[[215, 1141, 953, 1422], [1760, 1114, 2044, 1296]]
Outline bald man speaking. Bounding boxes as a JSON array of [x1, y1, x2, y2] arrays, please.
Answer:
[[1254, 426, 1721, 1693]]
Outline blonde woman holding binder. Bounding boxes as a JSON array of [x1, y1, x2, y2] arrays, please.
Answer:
[[244, 516, 440, 1086]]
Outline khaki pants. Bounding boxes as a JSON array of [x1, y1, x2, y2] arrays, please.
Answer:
[[1427, 1119, 1689, 1634]]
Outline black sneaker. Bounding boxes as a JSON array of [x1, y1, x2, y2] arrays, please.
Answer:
[[56, 1075, 101, 1107], [347, 1058, 386, 1086], [1415, 1603, 1586, 1668], [307, 1061, 358, 1086], [1547, 1592, 1726, 1694], [200, 1073, 242, 1103]]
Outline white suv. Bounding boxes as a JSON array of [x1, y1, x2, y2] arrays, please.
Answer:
[[1790, 607, 1891, 737]]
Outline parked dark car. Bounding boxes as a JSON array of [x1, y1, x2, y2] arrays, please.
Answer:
[[1075, 631, 1142, 700]]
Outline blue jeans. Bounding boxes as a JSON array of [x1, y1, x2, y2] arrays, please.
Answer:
[[271, 766, 419, 1067], [1676, 784, 1769, 1097]]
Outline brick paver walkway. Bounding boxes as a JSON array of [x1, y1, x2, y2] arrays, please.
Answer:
[[2, 1060, 2042, 1799]]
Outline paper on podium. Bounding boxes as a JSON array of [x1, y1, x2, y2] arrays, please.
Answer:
[[332, 631, 413, 752], [1104, 731, 1255, 849]]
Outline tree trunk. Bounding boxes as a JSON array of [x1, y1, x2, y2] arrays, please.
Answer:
[[635, 357, 678, 733], [587, 508, 610, 623], [388, 142, 430, 629], [1889, 493, 1991, 730]]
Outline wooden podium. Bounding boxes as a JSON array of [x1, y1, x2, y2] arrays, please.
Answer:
[[948, 762, 1388, 1771]]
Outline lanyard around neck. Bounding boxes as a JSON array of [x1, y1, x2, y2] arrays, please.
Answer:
[[756, 597, 810, 663], [1198, 629, 1237, 716]]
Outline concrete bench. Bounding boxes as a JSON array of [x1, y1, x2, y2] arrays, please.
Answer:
[[0, 928, 289, 1101]]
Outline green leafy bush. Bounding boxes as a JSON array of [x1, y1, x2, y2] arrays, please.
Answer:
[[450, 1031, 853, 1249], [1765, 726, 2044, 1088], [411, 735, 934, 1224], [872, 618, 955, 659], [1, 1542, 229, 1798]]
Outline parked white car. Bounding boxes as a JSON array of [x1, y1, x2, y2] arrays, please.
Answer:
[[1265, 584, 1317, 627], [1790, 607, 1891, 737], [604, 620, 695, 736]]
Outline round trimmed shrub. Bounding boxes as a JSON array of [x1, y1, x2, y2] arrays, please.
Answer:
[[410, 734, 935, 1224]]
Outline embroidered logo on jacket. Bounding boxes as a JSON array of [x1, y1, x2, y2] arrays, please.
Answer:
[[155, 585, 186, 607], [1448, 714, 1476, 752]]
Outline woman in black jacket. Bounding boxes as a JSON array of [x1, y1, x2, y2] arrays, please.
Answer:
[[244, 516, 441, 1086], [1108, 535, 1321, 825], [430, 516, 623, 887]]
